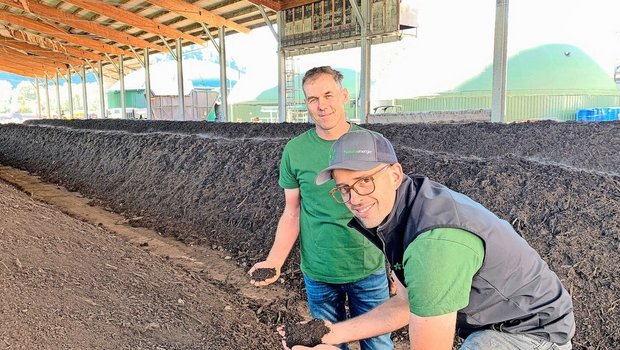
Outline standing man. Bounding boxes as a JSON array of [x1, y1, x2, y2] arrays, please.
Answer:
[[248, 67, 393, 350], [287, 130, 575, 350]]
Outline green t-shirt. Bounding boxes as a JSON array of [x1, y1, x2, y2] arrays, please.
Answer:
[[279, 126, 384, 283], [403, 228, 484, 317]]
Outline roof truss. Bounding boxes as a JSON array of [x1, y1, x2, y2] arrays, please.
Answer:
[[0, 0, 279, 80]]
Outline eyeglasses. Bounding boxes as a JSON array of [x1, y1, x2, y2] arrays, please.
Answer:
[[329, 165, 391, 204]]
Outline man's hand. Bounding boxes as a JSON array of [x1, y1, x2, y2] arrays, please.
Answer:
[[277, 320, 336, 350], [248, 260, 281, 286]]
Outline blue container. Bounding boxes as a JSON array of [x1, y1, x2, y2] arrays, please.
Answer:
[[593, 108, 603, 122], [575, 107, 620, 122], [605, 107, 620, 121], [576, 108, 597, 122]]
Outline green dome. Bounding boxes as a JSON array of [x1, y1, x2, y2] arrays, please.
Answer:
[[451, 44, 619, 95]]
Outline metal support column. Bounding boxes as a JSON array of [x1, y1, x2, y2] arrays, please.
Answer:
[[55, 71, 61, 118], [98, 61, 106, 118], [81, 65, 88, 118], [34, 77, 41, 118], [67, 68, 74, 118], [176, 38, 185, 120], [491, 0, 509, 123], [144, 48, 152, 119], [119, 55, 126, 119], [218, 27, 229, 122], [44, 74, 51, 119], [257, 5, 284, 123], [360, 0, 371, 123], [277, 11, 286, 123]]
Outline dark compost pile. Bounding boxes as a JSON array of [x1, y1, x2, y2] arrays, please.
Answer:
[[1, 119, 618, 349]]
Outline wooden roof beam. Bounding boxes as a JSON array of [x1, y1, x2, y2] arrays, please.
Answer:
[[0, 11, 135, 57], [0, 30, 105, 63], [0, 0, 167, 53], [0, 51, 67, 71], [0, 38, 86, 66], [280, 0, 316, 10], [146, 0, 250, 34], [0, 54, 64, 73], [0, 49, 59, 68], [0, 62, 42, 77], [0, 59, 49, 75], [0, 47, 73, 69], [64, 0, 206, 46], [244, 0, 282, 11]]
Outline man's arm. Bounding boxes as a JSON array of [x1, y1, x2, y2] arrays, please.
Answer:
[[402, 228, 482, 349], [409, 312, 456, 350], [285, 276, 456, 350], [288, 312, 456, 350], [249, 188, 301, 286], [323, 273, 410, 344], [279, 276, 409, 349]]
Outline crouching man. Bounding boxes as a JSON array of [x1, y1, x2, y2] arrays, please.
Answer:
[[284, 130, 575, 350]]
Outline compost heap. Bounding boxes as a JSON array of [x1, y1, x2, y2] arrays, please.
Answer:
[[0, 119, 618, 349]]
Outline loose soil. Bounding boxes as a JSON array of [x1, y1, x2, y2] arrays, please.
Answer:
[[0, 176, 283, 350], [0, 120, 619, 349]]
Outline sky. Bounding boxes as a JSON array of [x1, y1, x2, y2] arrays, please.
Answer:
[[223, 0, 620, 99], [1, 0, 620, 111]]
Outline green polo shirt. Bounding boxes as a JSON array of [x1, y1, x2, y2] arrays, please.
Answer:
[[279, 126, 384, 283]]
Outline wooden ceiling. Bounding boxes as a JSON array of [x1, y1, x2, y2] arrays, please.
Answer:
[[0, 0, 313, 80]]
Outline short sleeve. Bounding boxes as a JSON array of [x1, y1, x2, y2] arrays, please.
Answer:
[[403, 228, 484, 317], [278, 143, 299, 189]]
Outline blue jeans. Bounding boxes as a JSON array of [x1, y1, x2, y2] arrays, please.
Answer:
[[460, 330, 572, 350], [303, 269, 393, 350]]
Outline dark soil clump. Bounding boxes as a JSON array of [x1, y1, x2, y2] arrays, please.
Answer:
[[284, 319, 331, 348], [252, 268, 277, 282]]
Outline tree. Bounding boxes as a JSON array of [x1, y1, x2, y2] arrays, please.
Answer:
[[0, 80, 12, 113], [12, 81, 36, 114]]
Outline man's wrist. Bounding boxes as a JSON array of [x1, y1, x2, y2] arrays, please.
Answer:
[[264, 256, 284, 269], [322, 321, 345, 345]]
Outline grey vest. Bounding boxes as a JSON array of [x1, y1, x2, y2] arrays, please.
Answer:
[[349, 175, 575, 344]]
